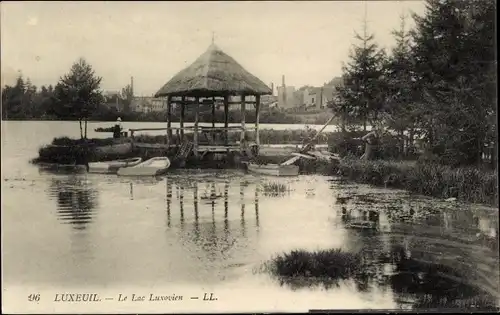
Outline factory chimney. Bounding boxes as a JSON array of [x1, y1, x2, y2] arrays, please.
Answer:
[[130, 76, 134, 97]]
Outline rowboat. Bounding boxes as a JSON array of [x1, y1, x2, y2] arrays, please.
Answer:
[[88, 157, 142, 174], [345, 221, 377, 230], [117, 157, 171, 176], [247, 163, 299, 177]]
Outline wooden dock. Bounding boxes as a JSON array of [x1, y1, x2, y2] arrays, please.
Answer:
[[132, 140, 328, 156]]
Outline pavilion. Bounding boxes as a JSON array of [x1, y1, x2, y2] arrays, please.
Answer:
[[153, 43, 272, 158]]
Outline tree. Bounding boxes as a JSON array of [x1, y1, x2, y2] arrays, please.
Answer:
[[335, 21, 386, 131], [2, 75, 26, 119], [121, 84, 134, 112], [410, 0, 496, 166], [383, 13, 420, 156], [53, 58, 104, 139]]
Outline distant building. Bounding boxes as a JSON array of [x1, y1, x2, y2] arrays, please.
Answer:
[[277, 85, 297, 108], [131, 96, 167, 113], [102, 90, 125, 111], [303, 78, 343, 109]]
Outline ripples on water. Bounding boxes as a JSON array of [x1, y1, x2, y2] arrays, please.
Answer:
[[2, 158, 499, 310]]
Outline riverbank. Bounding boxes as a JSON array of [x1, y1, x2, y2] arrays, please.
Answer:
[[331, 158, 498, 206]]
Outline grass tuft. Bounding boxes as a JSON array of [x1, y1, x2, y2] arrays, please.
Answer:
[[264, 248, 362, 280]]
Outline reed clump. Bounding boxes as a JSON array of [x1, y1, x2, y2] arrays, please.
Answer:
[[333, 158, 498, 206], [261, 181, 289, 196], [265, 248, 362, 280]]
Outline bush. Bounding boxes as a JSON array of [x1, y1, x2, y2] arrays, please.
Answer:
[[51, 136, 116, 147], [34, 143, 92, 165]]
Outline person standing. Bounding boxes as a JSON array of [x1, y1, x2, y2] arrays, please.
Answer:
[[113, 117, 122, 139], [360, 124, 383, 160]]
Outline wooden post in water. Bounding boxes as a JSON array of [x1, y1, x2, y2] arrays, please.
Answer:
[[180, 96, 185, 140], [255, 95, 261, 153], [224, 95, 229, 147], [193, 182, 198, 221], [224, 181, 229, 219], [193, 97, 200, 158], [166, 180, 171, 228], [179, 185, 184, 226], [166, 96, 172, 146], [240, 94, 246, 153], [240, 182, 246, 236], [240, 182, 245, 216], [255, 185, 259, 227]]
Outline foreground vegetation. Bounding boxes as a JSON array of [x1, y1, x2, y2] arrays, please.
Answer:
[[263, 249, 362, 280], [332, 158, 498, 206], [262, 247, 498, 309]]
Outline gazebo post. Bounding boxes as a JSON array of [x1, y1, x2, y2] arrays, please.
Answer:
[[240, 94, 246, 153], [211, 97, 216, 143], [193, 96, 200, 158], [224, 95, 229, 147], [211, 97, 216, 128], [166, 96, 172, 146], [255, 95, 261, 152], [180, 96, 185, 140]]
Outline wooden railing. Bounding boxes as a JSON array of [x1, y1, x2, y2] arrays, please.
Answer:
[[128, 126, 259, 152]]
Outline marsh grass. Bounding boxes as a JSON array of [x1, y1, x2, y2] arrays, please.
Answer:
[[334, 158, 498, 206], [263, 249, 362, 281], [260, 181, 289, 197]]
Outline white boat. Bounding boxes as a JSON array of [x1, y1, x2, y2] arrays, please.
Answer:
[[247, 163, 299, 177], [117, 157, 171, 176], [88, 157, 142, 174]]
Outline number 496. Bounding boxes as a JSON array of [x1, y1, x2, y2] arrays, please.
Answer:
[[28, 294, 40, 302]]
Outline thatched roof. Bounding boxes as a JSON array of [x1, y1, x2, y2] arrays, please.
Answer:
[[155, 44, 273, 98]]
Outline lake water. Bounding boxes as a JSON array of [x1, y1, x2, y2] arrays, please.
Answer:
[[2, 120, 499, 313]]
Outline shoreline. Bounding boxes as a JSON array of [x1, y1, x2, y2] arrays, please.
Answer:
[[30, 131, 497, 207]]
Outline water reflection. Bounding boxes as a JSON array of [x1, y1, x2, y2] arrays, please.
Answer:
[[275, 186, 499, 310], [11, 166, 497, 311], [49, 176, 98, 230], [163, 177, 261, 264]]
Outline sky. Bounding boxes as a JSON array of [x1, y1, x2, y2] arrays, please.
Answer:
[[1, 1, 426, 96]]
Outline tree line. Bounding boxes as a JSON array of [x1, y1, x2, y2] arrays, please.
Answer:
[[330, 0, 496, 167], [1, 61, 134, 122]]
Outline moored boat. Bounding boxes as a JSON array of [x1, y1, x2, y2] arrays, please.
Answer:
[[246, 163, 299, 177], [117, 157, 171, 176], [88, 157, 142, 174]]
